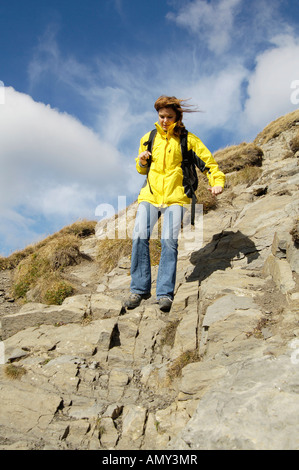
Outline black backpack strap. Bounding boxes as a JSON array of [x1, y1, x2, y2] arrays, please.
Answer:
[[142, 128, 196, 224], [190, 193, 196, 226], [143, 128, 157, 169], [180, 130, 197, 226], [142, 129, 157, 194], [180, 129, 189, 161]]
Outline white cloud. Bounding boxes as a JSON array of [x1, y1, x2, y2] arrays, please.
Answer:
[[0, 87, 131, 192], [28, 28, 156, 149], [243, 35, 299, 134], [2, 2, 299, 255], [180, 33, 299, 143], [180, 64, 247, 132], [0, 87, 138, 254], [167, 0, 242, 54], [167, 0, 299, 142]]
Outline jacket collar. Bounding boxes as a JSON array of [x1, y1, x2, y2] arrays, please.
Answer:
[[155, 121, 177, 137]]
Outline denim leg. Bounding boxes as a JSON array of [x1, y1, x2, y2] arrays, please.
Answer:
[[130, 202, 159, 294], [156, 205, 185, 300]]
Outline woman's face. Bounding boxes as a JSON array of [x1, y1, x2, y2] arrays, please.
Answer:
[[158, 107, 177, 131]]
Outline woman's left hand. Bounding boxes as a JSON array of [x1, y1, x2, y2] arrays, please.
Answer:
[[208, 186, 223, 196]]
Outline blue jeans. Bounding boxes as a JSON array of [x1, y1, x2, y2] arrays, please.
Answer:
[[130, 202, 185, 300]]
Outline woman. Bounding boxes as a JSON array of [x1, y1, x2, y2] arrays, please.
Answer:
[[124, 96, 225, 312]]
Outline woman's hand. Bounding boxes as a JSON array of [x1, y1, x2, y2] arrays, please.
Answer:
[[208, 186, 223, 196], [139, 151, 151, 166]]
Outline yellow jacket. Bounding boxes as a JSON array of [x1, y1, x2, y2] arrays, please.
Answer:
[[136, 121, 225, 207]]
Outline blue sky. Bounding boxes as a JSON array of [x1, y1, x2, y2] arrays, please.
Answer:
[[1, 0, 299, 256]]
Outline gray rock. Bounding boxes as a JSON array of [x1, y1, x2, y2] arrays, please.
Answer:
[[203, 293, 257, 327], [1, 123, 299, 450], [168, 354, 299, 450]]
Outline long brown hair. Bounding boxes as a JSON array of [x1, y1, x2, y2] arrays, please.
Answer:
[[154, 95, 198, 136]]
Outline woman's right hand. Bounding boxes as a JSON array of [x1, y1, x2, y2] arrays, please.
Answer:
[[139, 151, 151, 166]]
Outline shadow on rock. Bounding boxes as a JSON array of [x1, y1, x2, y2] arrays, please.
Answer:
[[187, 230, 260, 283]]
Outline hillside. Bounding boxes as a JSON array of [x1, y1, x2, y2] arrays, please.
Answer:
[[0, 110, 299, 450]]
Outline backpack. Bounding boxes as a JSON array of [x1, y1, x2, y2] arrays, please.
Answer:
[[143, 128, 204, 225]]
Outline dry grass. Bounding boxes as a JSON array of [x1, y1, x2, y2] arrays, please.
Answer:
[[95, 180, 218, 275], [1, 220, 97, 305], [167, 349, 200, 382], [12, 237, 80, 305], [1, 216, 163, 304], [254, 109, 299, 145], [195, 173, 218, 213], [160, 320, 180, 348], [4, 364, 27, 380], [290, 129, 299, 153], [96, 236, 133, 274], [39, 234, 83, 270], [149, 239, 162, 266], [96, 235, 162, 273], [246, 317, 271, 339], [0, 220, 96, 271], [212, 110, 299, 179], [214, 142, 263, 174], [225, 166, 263, 188], [290, 217, 299, 244]]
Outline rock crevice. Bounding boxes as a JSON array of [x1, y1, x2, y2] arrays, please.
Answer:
[[0, 122, 299, 450]]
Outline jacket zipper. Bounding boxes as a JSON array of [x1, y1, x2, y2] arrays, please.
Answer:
[[161, 133, 169, 205]]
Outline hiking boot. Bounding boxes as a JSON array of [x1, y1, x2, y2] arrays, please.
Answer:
[[124, 293, 150, 309], [158, 297, 173, 312]]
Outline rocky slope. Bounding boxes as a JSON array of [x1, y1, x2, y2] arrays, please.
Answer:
[[0, 117, 299, 450]]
